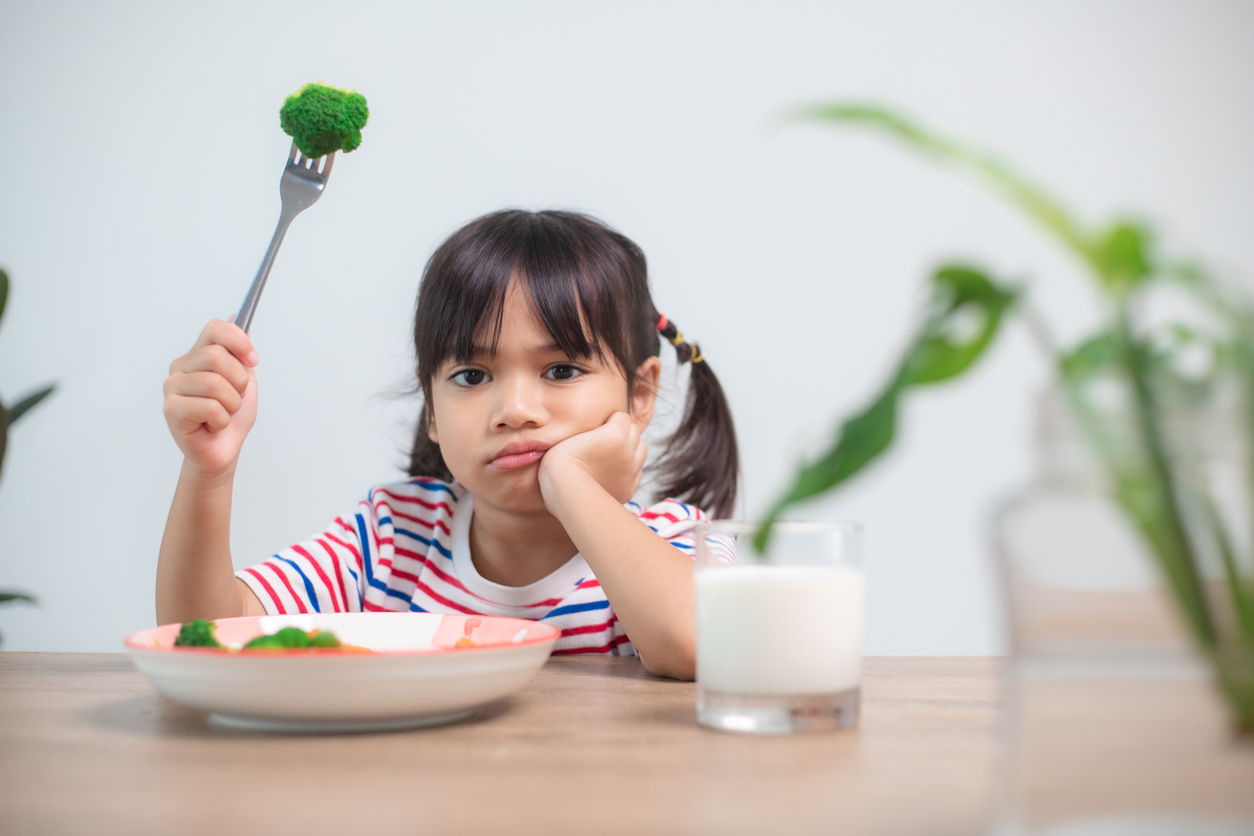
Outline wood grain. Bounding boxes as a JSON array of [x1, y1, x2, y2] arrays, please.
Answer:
[[0, 654, 1003, 836]]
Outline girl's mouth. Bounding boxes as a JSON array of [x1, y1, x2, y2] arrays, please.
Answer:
[[490, 441, 551, 471]]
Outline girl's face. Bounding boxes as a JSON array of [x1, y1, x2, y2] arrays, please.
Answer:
[[427, 282, 659, 514]]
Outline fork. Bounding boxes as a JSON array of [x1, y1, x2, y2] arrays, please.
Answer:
[[235, 141, 335, 333]]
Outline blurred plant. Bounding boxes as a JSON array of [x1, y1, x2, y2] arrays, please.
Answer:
[[756, 104, 1254, 733], [0, 267, 55, 645]]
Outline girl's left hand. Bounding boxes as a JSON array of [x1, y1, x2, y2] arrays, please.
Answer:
[[538, 412, 647, 508]]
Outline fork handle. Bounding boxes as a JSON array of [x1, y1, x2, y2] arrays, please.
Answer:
[[236, 211, 296, 334]]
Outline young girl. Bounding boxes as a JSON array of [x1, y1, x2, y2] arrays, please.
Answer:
[[157, 210, 738, 680]]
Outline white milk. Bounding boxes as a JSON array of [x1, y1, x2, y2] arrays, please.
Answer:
[[695, 564, 864, 694]]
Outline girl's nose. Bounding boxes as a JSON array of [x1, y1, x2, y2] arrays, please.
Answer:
[[493, 374, 547, 430]]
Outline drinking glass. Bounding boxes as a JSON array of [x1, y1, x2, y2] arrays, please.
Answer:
[[693, 519, 864, 734]]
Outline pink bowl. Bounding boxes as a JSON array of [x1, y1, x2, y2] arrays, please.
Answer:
[[125, 612, 559, 732]]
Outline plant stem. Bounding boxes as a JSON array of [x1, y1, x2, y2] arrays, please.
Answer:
[[1115, 306, 1217, 647]]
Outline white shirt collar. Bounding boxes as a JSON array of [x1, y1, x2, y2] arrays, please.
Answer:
[[450, 494, 593, 606]]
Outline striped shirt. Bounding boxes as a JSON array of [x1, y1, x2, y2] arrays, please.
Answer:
[[236, 477, 713, 656]]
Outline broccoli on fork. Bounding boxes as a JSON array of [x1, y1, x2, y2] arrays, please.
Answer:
[[280, 83, 369, 159]]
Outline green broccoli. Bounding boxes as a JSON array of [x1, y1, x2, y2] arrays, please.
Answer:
[[279, 83, 369, 159], [309, 630, 341, 648], [243, 626, 312, 650], [173, 619, 223, 648]]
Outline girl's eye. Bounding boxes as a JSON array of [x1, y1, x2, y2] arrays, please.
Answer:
[[452, 369, 488, 387], [545, 364, 583, 381]]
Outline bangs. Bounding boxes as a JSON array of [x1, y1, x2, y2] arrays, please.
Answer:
[[415, 211, 647, 386]]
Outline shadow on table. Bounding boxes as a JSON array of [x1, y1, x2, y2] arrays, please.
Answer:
[[84, 694, 516, 739]]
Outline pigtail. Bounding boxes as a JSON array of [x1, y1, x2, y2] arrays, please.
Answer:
[[652, 317, 740, 519]]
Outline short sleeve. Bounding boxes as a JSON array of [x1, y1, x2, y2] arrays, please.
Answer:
[[236, 509, 372, 615], [627, 497, 734, 562]]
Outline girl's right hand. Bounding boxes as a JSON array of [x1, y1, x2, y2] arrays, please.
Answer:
[[162, 319, 259, 476]]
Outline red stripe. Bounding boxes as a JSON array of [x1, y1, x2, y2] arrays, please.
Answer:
[[388, 545, 561, 608], [315, 538, 354, 611], [363, 599, 391, 612], [371, 557, 469, 613], [292, 544, 342, 613], [374, 502, 452, 537], [373, 487, 454, 516], [640, 510, 681, 524], [243, 567, 286, 614], [552, 643, 614, 655], [576, 579, 601, 590], [410, 579, 478, 614], [560, 620, 615, 637], [267, 563, 309, 614], [325, 531, 364, 572]]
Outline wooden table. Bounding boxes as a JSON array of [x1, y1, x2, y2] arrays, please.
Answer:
[[0, 653, 1002, 835]]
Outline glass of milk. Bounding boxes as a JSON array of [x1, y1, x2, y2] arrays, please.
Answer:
[[694, 520, 864, 734]]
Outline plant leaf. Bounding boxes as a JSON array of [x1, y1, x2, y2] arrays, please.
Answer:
[[756, 265, 1016, 549], [905, 266, 1016, 384], [1092, 220, 1154, 290], [793, 103, 1102, 278], [0, 268, 8, 326], [1061, 332, 1120, 378], [7, 384, 55, 425], [0, 590, 37, 605]]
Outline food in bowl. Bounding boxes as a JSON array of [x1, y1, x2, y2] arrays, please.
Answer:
[[172, 618, 369, 652]]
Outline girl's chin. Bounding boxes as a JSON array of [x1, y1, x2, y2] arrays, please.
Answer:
[[464, 472, 548, 513]]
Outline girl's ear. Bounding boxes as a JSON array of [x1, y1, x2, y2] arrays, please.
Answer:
[[629, 356, 661, 430], [426, 405, 440, 444]]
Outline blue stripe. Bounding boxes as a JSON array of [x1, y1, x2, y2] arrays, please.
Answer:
[[352, 514, 412, 605], [275, 555, 322, 613], [408, 601, 428, 612], [543, 600, 610, 619], [343, 564, 362, 609], [356, 514, 374, 587], [377, 515, 393, 528], [396, 527, 452, 559]]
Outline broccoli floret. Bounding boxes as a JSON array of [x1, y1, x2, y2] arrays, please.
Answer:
[[243, 626, 315, 650], [174, 619, 223, 648], [309, 630, 341, 648], [279, 83, 369, 158]]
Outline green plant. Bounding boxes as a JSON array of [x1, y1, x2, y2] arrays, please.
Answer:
[[0, 267, 56, 645], [280, 82, 369, 158], [757, 104, 1254, 732]]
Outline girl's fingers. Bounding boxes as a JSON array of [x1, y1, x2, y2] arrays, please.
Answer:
[[165, 394, 232, 432], [164, 371, 244, 414], [190, 319, 259, 367], [170, 344, 251, 393]]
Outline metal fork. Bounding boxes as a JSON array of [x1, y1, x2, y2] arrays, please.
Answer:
[[235, 141, 335, 333]]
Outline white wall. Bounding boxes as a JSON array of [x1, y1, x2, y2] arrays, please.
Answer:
[[1, 1, 1251, 653]]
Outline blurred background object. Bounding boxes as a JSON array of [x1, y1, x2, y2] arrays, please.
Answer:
[[753, 101, 1254, 827], [0, 1, 1252, 653], [0, 266, 55, 646]]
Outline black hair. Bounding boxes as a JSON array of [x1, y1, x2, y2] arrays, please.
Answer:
[[407, 209, 739, 518]]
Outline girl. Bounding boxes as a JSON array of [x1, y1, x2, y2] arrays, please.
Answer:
[[157, 210, 738, 680]]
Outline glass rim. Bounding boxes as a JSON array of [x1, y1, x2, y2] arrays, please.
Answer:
[[694, 519, 863, 535]]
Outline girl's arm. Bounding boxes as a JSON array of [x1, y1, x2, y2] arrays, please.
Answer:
[[539, 413, 696, 680], [156, 320, 267, 624]]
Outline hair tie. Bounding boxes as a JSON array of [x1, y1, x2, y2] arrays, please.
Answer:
[[656, 312, 703, 364]]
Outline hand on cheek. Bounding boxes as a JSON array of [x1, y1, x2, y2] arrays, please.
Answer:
[[539, 412, 647, 508]]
